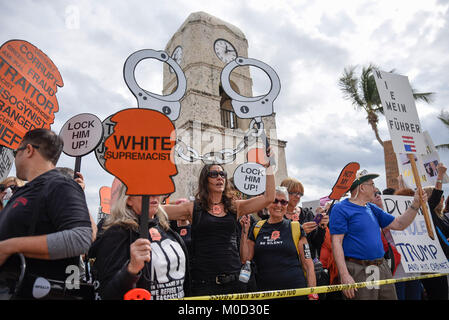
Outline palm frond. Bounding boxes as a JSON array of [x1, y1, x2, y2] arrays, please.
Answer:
[[412, 91, 435, 104], [338, 66, 365, 108], [435, 144, 449, 151], [437, 110, 449, 129]]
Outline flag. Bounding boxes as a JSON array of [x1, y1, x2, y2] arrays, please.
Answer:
[[402, 136, 416, 152]]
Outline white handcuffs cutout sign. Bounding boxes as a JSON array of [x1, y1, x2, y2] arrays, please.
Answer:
[[220, 56, 280, 119], [123, 49, 186, 121]]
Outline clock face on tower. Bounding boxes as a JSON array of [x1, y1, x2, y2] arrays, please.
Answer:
[[214, 39, 237, 63], [170, 45, 183, 73]]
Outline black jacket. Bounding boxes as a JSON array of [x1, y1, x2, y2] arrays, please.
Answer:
[[88, 223, 191, 300]]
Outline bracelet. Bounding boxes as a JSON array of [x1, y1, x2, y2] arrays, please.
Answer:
[[308, 293, 319, 300], [410, 204, 420, 211]]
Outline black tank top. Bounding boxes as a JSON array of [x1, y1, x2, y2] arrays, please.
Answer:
[[190, 201, 241, 279]]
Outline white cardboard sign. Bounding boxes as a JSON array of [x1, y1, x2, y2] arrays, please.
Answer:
[[233, 162, 266, 196], [373, 70, 426, 155], [382, 195, 449, 273], [60, 113, 103, 157], [397, 131, 449, 188], [0, 146, 14, 181]]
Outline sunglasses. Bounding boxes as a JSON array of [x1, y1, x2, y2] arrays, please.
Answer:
[[13, 144, 40, 158], [289, 192, 303, 197], [208, 170, 227, 179], [273, 198, 289, 206], [374, 191, 381, 197]]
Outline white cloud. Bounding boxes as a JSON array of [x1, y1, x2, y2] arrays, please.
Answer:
[[2, 0, 449, 214]]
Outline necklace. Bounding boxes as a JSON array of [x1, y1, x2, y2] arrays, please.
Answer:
[[211, 202, 223, 215]]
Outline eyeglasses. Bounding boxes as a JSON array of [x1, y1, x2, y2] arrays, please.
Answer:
[[273, 198, 289, 206], [13, 144, 40, 158], [207, 170, 227, 179], [289, 192, 303, 197]]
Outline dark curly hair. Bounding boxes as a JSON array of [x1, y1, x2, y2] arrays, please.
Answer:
[[195, 163, 236, 214]]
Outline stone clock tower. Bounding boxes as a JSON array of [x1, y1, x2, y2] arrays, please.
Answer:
[[163, 12, 288, 200]]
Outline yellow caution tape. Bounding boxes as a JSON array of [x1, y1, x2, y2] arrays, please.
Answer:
[[178, 273, 448, 300]]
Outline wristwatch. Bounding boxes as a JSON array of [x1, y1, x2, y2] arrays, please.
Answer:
[[308, 293, 319, 300], [437, 179, 443, 184]]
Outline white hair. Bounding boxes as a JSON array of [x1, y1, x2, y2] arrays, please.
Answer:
[[275, 186, 289, 200]]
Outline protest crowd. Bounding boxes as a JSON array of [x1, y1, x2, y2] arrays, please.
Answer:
[[0, 128, 448, 301]]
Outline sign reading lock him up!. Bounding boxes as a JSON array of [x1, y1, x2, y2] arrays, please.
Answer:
[[59, 113, 103, 175]]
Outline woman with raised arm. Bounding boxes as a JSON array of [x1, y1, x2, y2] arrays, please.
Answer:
[[163, 159, 275, 296]]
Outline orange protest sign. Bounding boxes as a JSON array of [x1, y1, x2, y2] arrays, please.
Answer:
[[247, 148, 269, 166], [104, 108, 177, 196], [99, 186, 111, 215], [124, 288, 151, 300], [0, 40, 63, 149], [329, 162, 360, 200]]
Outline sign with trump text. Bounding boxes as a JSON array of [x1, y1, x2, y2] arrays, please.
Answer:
[[381, 195, 449, 273]]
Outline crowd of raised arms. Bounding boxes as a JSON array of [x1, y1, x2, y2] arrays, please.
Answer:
[[0, 128, 448, 300]]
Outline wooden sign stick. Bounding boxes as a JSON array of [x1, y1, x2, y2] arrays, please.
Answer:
[[407, 154, 435, 240]]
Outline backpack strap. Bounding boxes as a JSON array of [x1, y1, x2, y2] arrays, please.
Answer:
[[290, 220, 301, 256], [291, 220, 308, 278], [252, 219, 267, 240]]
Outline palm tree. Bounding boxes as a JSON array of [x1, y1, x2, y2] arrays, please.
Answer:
[[435, 110, 449, 151], [338, 63, 435, 147]]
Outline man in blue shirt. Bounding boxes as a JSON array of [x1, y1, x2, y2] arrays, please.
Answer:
[[330, 169, 427, 300]]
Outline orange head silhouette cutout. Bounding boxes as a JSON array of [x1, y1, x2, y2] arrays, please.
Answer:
[[247, 148, 269, 166], [329, 162, 360, 200], [104, 108, 177, 196], [0, 40, 63, 149], [99, 186, 111, 214]]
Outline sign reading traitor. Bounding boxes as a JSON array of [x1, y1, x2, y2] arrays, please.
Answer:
[[0, 40, 63, 149], [373, 70, 426, 155], [382, 195, 449, 273]]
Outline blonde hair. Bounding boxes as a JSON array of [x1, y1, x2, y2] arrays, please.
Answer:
[[102, 183, 170, 232], [280, 177, 304, 195], [0, 176, 26, 187]]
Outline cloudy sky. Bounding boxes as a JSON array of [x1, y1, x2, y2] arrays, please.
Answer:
[[2, 0, 449, 216]]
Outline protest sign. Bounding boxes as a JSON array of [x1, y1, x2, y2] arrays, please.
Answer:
[[328, 162, 360, 200], [0, 40, 63, 149], [373, 70, 426, 155], [99, 186, 111, 215], [302, 200, 320, 215], [102, 108, 177, 196], [94, 114, 115, 170], [382, 195, 449, 273], [59, 113, 103, 176], [397, 131, 449, 188], [233, 162, 266, 196], [60, 113, 103, 157], [0, 146, 14, 181], [374, 71, 433, 238], [247, 148, 269, 166]]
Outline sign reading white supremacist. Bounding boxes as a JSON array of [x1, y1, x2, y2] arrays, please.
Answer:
[[373, 70, 426, 155]]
